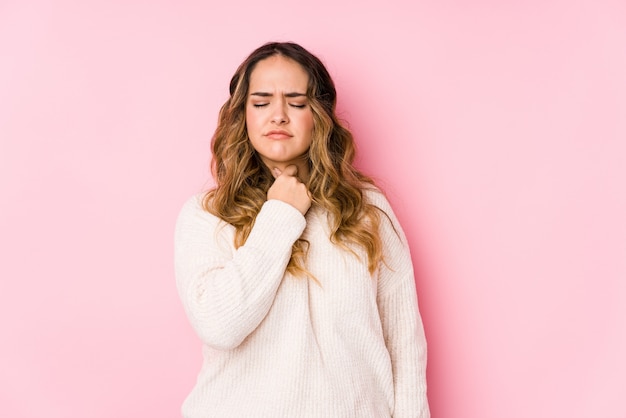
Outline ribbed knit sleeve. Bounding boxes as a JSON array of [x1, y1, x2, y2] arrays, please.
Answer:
[[371, 191, 430, 418], [174, 195, 306, 351]]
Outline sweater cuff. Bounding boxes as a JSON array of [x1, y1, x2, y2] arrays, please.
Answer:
[[245, 200, 306, 254]]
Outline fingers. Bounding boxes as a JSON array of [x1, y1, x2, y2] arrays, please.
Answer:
[[267, 164, 311, 215]]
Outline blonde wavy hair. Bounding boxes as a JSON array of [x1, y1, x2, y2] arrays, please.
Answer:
[[204, 42, 384, 278]]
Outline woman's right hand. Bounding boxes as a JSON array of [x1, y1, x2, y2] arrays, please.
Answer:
[[267, 165, 311, 215]]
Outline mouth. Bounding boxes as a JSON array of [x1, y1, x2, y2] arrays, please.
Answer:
[[265, 130, 293, 139]]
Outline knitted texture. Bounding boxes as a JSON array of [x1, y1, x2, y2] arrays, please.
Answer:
[[174, 190, 429, 418]]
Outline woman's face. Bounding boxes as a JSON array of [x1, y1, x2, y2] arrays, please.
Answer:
[[246, 55, 314, 173]]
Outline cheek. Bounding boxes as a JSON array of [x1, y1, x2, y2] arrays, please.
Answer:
[[245, 109, 257, 134], [303, 112, 314, 133]]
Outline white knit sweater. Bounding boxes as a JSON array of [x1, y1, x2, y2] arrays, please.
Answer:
[[174, 189, 429, 418]]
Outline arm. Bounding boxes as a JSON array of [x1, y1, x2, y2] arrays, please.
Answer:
[[372, 192, 430, 418], [174, 195, 306, 350]]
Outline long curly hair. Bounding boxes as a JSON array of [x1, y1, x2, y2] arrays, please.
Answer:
[[204, 41, 383, 278]]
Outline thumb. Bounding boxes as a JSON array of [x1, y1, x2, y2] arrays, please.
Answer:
[[271, 167, 282, 179]]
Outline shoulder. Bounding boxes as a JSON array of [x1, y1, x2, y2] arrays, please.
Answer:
[[175, 192, 224, 231], [362, 185, 395, 215], [362, 185, 409, 243], [177, 192, 208, 218]]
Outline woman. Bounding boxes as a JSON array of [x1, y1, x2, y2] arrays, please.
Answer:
[[175, 42, 430, 418]]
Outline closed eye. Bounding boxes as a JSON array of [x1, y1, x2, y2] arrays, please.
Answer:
[[252, 103, 269, 108], [290, 104, 306, 108]]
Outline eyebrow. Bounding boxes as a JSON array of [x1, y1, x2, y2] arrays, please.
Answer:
[[249, 92, 307, 98]]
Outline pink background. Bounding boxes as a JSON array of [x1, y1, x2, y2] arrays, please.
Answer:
[[1, 1, 625, 417]]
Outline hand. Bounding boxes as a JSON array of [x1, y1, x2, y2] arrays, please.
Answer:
[[267, 165, 312, 215]]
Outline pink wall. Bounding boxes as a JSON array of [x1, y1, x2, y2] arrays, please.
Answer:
[[1, 1, 625, 417]]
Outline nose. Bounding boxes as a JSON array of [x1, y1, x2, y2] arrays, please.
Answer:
[[271, 102, 288, 125]]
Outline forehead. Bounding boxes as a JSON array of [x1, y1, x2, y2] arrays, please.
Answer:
[[248, 55, 309, 91]]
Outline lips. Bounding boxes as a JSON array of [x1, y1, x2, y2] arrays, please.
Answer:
[[265, 130, 293, 139]]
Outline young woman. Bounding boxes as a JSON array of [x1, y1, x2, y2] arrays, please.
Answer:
[[175, 42, 430, 418]]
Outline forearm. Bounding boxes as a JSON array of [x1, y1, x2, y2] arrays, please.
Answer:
[[175, 197, 306, 350], [379, 278, 430, 418]]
